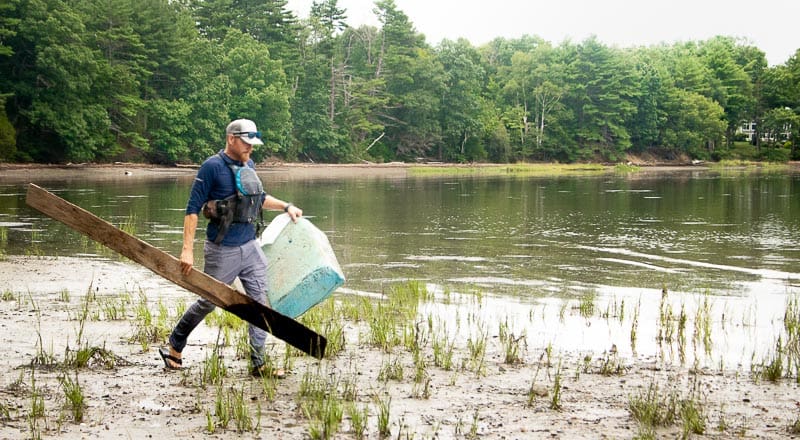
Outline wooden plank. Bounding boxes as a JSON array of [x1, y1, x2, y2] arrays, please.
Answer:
[[25, 183, 326, 359]]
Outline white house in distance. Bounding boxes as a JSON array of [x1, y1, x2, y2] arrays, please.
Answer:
[[738, 111, 793, 143], [738, 121, 758, 141]]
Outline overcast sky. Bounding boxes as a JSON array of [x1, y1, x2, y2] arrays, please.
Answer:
[[286, 0, 799, 66]]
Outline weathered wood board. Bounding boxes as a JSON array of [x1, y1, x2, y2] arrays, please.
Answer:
[[25, 183, 326, 359]]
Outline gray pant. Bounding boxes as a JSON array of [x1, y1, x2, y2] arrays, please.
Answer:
[[168, 239, 269, 368]]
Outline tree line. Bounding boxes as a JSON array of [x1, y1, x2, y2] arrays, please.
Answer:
[[1, 0, 798, 165]]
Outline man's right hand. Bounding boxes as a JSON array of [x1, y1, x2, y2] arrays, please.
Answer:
[[180, 248, 194, 275], [180, 213, 199, 276]]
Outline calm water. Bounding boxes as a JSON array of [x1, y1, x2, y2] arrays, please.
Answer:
[[1, 168, 799, 366], [1, 169, 799, 297]]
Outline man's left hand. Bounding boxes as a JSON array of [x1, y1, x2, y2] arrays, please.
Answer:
[[287, 205, 303, 222]]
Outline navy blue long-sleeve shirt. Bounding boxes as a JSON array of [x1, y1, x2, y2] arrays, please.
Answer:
[[186, 151, 264, 246]]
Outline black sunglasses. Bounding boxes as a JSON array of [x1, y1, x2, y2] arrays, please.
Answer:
[[233, 131, 262, 139]]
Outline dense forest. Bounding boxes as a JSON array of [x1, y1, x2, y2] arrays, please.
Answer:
[[1, 0, 798, 165]]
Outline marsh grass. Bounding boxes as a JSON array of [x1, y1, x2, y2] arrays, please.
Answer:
[[549, 360, 563, 410], [204, 384, 258, 434], [130, 292, 170, 351], [205, 410, 216, 434], [614, 163, 641, 173], [411, 375, 431, 400], [657, 288, 678, 357], [468, 408, 480, 438], [255, 359, 279, 401], [631, 298, 641, 355], [629, 379, 708, 437], [59, 372, 85, 422], [680, 395, 706, 437], [201, 342, 228, 387], [298, 367, 344, 440], [230, 385, 255, 432], [306, 396, 343, 440], [694, 295, 713, 357], [340, 370, 359, 402], [300, 298, 346, 357], [298, 366, 327, 401], [389, 281, 431, 317], [677, 304, 688, 364], [753, 338, 784, 382], [364, 281, 433, 354], [118, 213, 137, 236], [0, 401, 10, 422], [431, 326, 456, 370], [629, 382, 679, 430], [64, 345, 117, 369], [213, 384, 231, 430], [0, 226, 7, 260], [230, 326, 249, 360], [465, 323, 488, 375], [498, 318, 525, 364], [206, 308, 245, 330], [346, 403, 368, 439], [27, 369, 46, 439], [26, 229, 43, 257], [368, 303, 401, 352], [375, 395, 391, 438], [100, 296, 128, 321], [1, 289, 14, 301], [789, 412, 800, 435], [409, 163, 610, 177], [526, 362, 545, 407], [709, 160, 790, 170], [601, 297, 625, 322], [32, 314, 57, 368], [598, 349, 625, 376], [784, 296, 800, 382], [577, 291, 596, 318], [412, 347, 427, 384], [378, 356, 404, 382], [8, 276, 796, 438]]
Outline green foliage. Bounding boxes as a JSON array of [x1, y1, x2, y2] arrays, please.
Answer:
[[561, 37, 639, 162], [661, 88, 726, 159], [0, 95, 16, 160], [0, 0, 20, 57], [222, 30, 290, 154], [0, 0, 797, 164]]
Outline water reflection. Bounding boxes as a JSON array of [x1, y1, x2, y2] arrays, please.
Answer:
[[1, 170, 799, 298]]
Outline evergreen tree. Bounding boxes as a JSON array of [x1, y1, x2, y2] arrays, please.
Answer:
[[373, 0, 443, 160], [560, 37, 638, 161], [436, 38, 487, 162], [3, 0, 112, 162], [698, 36, 754, 148]]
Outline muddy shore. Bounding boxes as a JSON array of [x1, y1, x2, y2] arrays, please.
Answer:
[[0, 160, 716, 184], [0, 256, 798, 439], [0, 163, 798, 439]]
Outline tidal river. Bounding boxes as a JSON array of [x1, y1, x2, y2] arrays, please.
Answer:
[[1, 167, 798, 369]]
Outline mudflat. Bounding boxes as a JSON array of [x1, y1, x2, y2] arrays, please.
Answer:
[[0, 164, 798, 439], [0, 256, 797, 439]]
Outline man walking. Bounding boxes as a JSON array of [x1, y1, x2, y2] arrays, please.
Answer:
[[159, 118, 301, 377]]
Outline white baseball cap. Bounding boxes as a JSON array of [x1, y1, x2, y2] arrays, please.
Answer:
[[226, 119, 264, 146]]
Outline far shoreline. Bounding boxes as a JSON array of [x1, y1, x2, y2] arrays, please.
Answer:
[[1, 160, 798, 184]]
